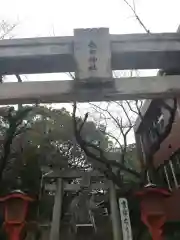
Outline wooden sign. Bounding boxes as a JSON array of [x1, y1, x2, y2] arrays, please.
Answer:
[[119, 198, 133, 240]]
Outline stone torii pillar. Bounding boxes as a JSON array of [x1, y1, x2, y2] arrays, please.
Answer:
[[49, 178, 63, 240]]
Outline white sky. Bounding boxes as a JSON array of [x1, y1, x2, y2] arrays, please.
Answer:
[[0, 0, 180, 144], [0, 0, 180, 37]]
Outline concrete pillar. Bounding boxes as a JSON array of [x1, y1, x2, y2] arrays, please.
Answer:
[[109, 181, 122, 240], [50, 178, 63, 240]]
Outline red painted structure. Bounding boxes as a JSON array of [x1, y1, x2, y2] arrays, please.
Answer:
[[0, 190, 34, 240], [136, 186, 171, 240]]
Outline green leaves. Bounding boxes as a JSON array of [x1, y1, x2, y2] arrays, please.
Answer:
[[0, 105, 109, 196], [0, 107, 32, 179]]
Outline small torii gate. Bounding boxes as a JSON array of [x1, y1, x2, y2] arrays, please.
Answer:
[[44, 169, 119, 240], [0, 27, 180, 240]]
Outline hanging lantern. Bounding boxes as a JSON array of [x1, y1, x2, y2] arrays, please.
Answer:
[[136, 184, 171, 240], [0, 190, 34, 240]]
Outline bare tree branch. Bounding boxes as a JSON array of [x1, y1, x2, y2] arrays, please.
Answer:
[[115, 101, 133, 128], [122, 0, 150, 33], [106, 132, 123, 151], [72, 102, 140, 184], [132, 0, 136, 12], [0, 20, 19, 40], [126, 100, 143, 120], [115, 102, 128, 123], [90, 104, 110, 130], [90, 103, 123, 130], [89, 102, 135, 164]]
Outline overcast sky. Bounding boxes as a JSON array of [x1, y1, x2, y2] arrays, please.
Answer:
[[1, 0, 179, 144], [1, 0, 180, 37]]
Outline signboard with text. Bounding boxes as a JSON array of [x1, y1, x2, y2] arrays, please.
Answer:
[[119, 198, 133, 240], [74, 28, 112, 80]]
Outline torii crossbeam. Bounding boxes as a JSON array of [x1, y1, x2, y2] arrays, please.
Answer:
[[0, 28, 180, 104]]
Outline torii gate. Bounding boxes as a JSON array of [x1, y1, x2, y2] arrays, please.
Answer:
[[1, 28, 180, 240], [0, 28, 180, 104]]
